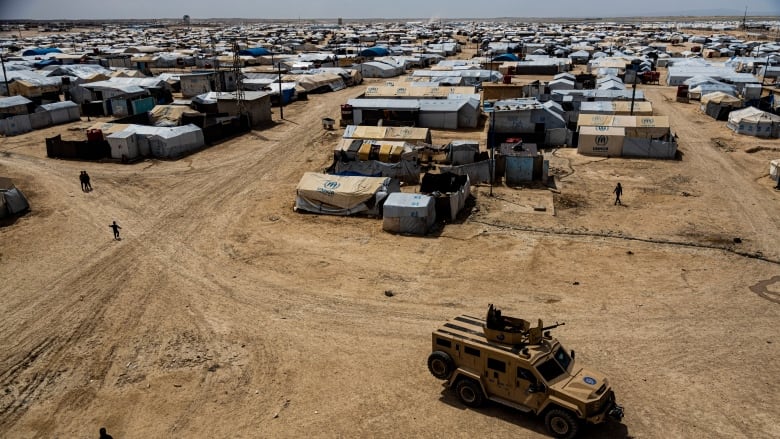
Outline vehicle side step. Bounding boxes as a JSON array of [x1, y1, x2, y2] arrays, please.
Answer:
[[488, 396, 533, 413]]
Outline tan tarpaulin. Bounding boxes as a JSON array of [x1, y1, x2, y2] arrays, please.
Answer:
[[578, 114, 615, 127], [150, 105, 196, 126], [579, 115, 669, 139], [348, 126, 431, 143], [296, 172, 388, 209], [364, 85, 475, 98], [701, 92, 742, 105], [578, 125, 625, 157], [88, 122, 131, 137]]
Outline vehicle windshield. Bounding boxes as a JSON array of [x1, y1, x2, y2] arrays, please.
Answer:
[[554, 346, 572, 371], [536, 357, 566, 382]]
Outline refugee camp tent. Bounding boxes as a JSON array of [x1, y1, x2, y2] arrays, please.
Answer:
[[106, 124, 206, 160], [727, 107, 780, 138], [0, 178, 30, 219], [700, 92, 742, 120], [0, 96, 33, 116], [418, 98, 479, 129], [35, 101, 80, 125], [577, 126, 625, 157], [382, 192, 436, 235], [294, 172, 400, 216]]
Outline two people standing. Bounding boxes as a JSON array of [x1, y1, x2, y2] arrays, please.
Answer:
[[79, 171, 92, 192]]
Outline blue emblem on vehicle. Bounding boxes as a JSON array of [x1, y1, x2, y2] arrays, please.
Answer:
[[583, 376, 597, 385]]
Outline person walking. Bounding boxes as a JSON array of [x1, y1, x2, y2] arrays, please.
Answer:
[[109, 221, 122, 240], [99, 427, 114, 439], [84, 171, 92, 191], [613, 182, 623, 205], [79, 171, 87, 192]]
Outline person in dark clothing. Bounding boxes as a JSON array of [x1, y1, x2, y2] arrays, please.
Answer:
[[109, 221, 122, 240], [99, 427, 113, 439], [84, 171, 92, 191], [613, 182, 623, 205], [79, 171, 87, 192]]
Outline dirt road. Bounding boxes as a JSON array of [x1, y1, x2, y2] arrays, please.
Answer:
[[1, 74, 779, 439]]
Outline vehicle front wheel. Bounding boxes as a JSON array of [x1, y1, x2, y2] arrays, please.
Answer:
[[455, 379, 484, 408], [544, 408, 580, 439]]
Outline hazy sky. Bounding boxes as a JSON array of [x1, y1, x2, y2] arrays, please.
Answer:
[[1, 0, 778, 20]]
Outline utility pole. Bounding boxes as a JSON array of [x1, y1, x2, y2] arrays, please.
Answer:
[[1, 48, 9, 97], [489, 110, 495, 196], [232, 39, 246, 121], [277, 61, 284, 120]]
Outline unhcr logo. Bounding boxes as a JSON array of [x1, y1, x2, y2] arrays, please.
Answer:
[[595, 135, 609, 146], [641, 118, 654, 126], [596, 126, 609, 131], [317, 180, 341, 196]]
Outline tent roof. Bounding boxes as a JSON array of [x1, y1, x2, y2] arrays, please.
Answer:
[[360, 47, 390, 57], [238, 47, 271, 57], [0, 95, 33, 109], [729, 107, 780, 123], [701, 91, 741, 105], [22, 47, 63, 56]]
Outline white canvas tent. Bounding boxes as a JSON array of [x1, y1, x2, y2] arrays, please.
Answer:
[[382, 192, 436, 235], [294, 172, 400, 216], [727, 107, 780, 138]]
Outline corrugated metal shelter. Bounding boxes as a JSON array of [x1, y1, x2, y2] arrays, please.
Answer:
[[35, 101, 80, 125], [0, 96, 33, 116], [382, 193, 436, 235], [107, 124, 205, 160]]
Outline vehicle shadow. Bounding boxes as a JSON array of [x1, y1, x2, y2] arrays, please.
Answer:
[[438, 389, 631, 439]]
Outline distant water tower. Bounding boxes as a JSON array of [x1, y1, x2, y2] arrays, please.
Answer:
[[183, 15, 191, 26]]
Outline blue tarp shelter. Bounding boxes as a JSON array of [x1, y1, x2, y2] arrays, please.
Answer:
[[238, 47, 271, 57], [34, 59, 61, 68], [359, 47, 390, 57], [493, 53, 519, 62], [22, 48, 63, 56]]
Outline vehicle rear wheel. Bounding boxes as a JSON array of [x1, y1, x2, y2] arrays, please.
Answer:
[[455, 379, 484, 408], [427, 351, 454, 380], [544, 408, 580, 439]]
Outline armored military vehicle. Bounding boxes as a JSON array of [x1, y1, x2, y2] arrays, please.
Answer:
[[427, 305, 623, 439]]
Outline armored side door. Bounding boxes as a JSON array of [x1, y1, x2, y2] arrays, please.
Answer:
[[483, 356, 512, 400]]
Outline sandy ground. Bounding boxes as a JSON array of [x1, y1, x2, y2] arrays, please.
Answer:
[[2, 67, 780, 439]]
